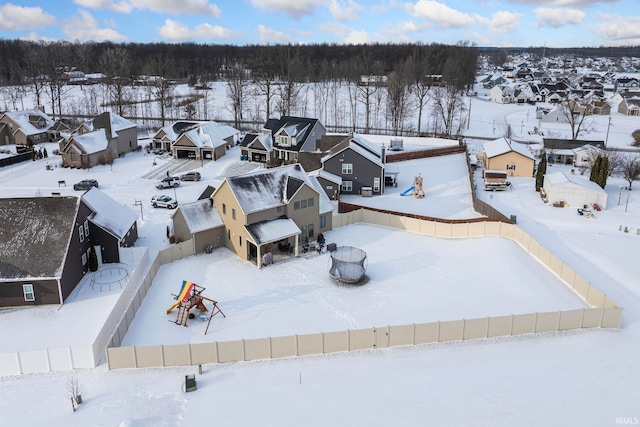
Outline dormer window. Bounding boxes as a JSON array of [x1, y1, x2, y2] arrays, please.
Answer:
[[279, 135, 290, 146]]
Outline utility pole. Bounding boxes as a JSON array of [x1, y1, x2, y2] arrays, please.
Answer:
[[467, 94, 471, 130], [605, 116, 612, 147]]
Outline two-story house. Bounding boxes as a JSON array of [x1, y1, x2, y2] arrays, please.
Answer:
[[0, 191, 138, 308], [60, 112, 137, 168], [0, 108, 54, 146], [321, 133, 386, 196], [212, 164, 332, 268], [264, 116, 326, 165]]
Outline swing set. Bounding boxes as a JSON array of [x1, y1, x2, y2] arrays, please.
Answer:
[[166, 280, 225, 335]]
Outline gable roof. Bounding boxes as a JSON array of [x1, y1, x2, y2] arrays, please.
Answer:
[[92, 112, 136, 139], [0, 196, 79, 280], [307, 175, 336, 215], [175, 198, 223, 234], [2, 109, 54, 136], [223, 164, 316, 214], [483, 137, 534, 160], [81, 188, 138, 240], [71, 129, 109, 154], [264, 116, 320, 152], [321, 133, 384, 167]]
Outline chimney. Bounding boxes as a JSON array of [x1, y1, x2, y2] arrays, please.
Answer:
[[381, 144, 386, 164], [36, 105, 45, 113]]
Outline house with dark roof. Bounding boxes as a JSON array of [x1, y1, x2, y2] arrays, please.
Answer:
[[0, 196, 93, 307], [263, 116, 326, 165], [59, 112, 138, 168], [239, 132, 274, 165], [321, 133, 386, 196], [0, 191, 139, 308], [211, 164, 333, 267]]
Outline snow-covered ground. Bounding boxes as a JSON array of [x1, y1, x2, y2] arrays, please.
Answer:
[[1, 83, 640, 425]]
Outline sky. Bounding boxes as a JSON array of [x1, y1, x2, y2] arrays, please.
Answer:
[[0, 0, 638, 48]]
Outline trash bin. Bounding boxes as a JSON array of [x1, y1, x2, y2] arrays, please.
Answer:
[[510, 215, 517, 224], [205, 244, 213, 254], [185, 374, 197, 392]]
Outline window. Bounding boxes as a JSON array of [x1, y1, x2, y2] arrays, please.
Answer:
[[23, 284, 35, 302], [79, 225, 84, 243], [86, 247, 91, 261], [239, 236, 242, 246], [82, 253, 87, 265], [294, 201, 300, 210], [84, 220, 89, 237], [342, 163, 353, 174], [506, 164, 516, 170], [222, 204, 226, 214], [71, 152, 76, 162], [320, 215, 326, 228], [341, 181, 353, 192], [277, 206, 282, 213], [227, 229, 231, 240], [232, 208, 236, 220], [308, 223, 314, 238], [307, 198, 314, 207], [373, 177, 380, 192], [301, 199, 307, 209], [301, 225, 307, 239]]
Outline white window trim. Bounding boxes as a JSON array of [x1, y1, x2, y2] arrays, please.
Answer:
[[23, 284, 35, 302], [84, 220, 89, 237], [79, 225, 84, 243]]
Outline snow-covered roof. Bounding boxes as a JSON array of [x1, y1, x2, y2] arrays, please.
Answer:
[[321, 133, 384, 167], [307, 175, 335, 215], [182, 121, 239, 149], [82, 188, 138, 240], [73, 129, 109, 154], [308, 168, 342, 185], [2, 109, 54, 136], [483, 137, 535, 160], [224, 164, 316, 214], [246, 217, 300, 245], [544, 171, 607, 193], [176, 198, 223, 234]]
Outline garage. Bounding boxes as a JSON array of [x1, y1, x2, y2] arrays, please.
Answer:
[[543, 171, 607, 209]]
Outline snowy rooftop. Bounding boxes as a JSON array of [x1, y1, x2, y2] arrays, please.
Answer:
[[73, 129, 109, 154], [176, 198, 223, 234], [545, 171, 607, 193], [82, 188, 139, 240], [484, 137, 535, 160], [2, 108, 54, 136], [246, 217, 300, 245]]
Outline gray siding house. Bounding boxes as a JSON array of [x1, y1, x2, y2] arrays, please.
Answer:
[[321, 133, 385, 196]]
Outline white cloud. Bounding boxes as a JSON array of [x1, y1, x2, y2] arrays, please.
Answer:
[[475, 11, 523, 33], [63, 9, 128, 41], [593, 14, 640, 41], [157, 19, 240, 41], [73, 0, 133, 13], [73, 0, 222, 16], [407, 0, 474, 28], [509, 0, 616, 5], [319, 22, 372, 44], [251, 0, 323, 19], [20, 32, 57, 42], [382, 20, 426, 42], [328, 0, 363, 21], [535, 7, 585, 28], [0, 4, 55, 31], [256, 24, 292, 43]]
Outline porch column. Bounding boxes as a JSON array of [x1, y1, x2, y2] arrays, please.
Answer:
[[294, 234, 299, 256], [257, 244, 263, 268]]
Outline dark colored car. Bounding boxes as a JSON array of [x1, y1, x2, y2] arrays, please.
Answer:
[[180, 172, 201, 181], [73, 179, 99, 191]]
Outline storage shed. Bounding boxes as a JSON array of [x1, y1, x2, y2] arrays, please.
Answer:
[[543, 171, 607, 209]]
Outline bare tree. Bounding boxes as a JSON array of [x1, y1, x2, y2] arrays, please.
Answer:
[[408, 55, 432, 136], [355, 56, 384, 133], [99, 47, 132, 116], [23, 46, 47, 107], [429, 85, 466, 138], [275, 46, 304, 117], [385, 61, 413, 135], [225, 65, 248, 129], [619, 156, 640, 190], [559, 99, 594, 141], [143, 55, 175, 126]]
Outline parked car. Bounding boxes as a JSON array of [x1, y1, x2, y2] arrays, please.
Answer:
[[73, 179, 99, 191], [151, 195, 178, 209], [155, 176, 181, 189], [180, 172, 201, 181], [187, 152, 196, 159], [151, 148, 164, 155]]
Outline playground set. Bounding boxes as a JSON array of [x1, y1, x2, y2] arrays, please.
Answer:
[[401, 174, 425, 198], [167, 280, 225, 335]]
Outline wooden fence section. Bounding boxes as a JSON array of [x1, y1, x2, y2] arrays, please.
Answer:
[[385, 144, 466, 163], [106, 209, 622, 371]]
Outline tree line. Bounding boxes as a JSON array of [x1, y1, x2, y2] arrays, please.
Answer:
[[0, 39, 478, 137]]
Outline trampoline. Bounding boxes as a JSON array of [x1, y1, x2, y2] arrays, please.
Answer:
[[329, 246, 367, 284]]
